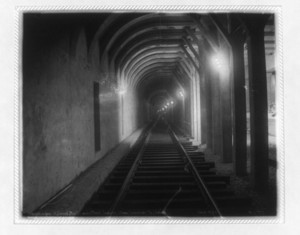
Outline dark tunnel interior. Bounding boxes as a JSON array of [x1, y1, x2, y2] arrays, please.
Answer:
[[22, 12, 276, 216]]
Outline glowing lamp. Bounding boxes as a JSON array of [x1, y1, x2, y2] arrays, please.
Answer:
[[118, 89, 126, 95], [211, 52, 228, 73]]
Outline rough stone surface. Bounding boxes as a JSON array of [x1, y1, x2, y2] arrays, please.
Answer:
[[22, 19, 142, 214], [32, 128, 143, 216]]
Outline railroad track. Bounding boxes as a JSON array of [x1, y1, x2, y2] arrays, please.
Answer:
[[79, 118, 251, 216]]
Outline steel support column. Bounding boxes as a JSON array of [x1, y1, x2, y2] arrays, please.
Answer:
[[244, 15, 270, 192], [231, 32, 247, 176]]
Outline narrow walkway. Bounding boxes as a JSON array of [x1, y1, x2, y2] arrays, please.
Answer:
[[32, 119, 253, 217], [30, 129, 144, 216]]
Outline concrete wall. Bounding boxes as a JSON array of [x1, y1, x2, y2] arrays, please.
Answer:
[[120, 88, 139, 141], [22, 17, 142, 214]]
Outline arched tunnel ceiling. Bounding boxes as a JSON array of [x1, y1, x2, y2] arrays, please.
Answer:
[[94, 13, 275, 101], [23, 12, 275, 113], [96, 13, 200, 101]]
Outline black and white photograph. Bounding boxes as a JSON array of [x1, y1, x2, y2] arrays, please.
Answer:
[[22, 11, 277, 217], [1, 1, 300, 235]]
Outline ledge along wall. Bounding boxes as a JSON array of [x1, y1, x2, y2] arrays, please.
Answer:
[[22, 16, 141, 214]]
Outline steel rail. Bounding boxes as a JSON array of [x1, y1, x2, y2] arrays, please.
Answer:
[[167, 123, 222, 217], [107, 120, 157, 215]]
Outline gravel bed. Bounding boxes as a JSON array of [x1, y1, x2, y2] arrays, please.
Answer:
[[204, 146, 277, 216]]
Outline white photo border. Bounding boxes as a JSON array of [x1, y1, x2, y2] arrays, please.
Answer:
[[14, 5, 284, 224]]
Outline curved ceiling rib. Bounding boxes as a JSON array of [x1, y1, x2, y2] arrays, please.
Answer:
[[118, 44, 181, 73], [129, 55, 193, 87], [136, 71, 177, 91], [127, 52, 193, 90], [96, 13, 215, 101], [131, 61, 177, 87], [107, 14, 195, 59], [137, 73, 174, 90], [126, 53, 181, 81], [108, 16, 196, 74], [119, 46, 181, 77], [130, 62, 179, 88], [130, 60, 191, 89], [120, 45, 193, 78], [116, 38, 182, 74], [133, 63, 175, 83], [104, 14, 177, 59], [111, 28, 186, 67], [92, 14, 119, 44]]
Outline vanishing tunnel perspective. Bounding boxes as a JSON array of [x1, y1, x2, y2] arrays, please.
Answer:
[[22, 12, 277, 217]]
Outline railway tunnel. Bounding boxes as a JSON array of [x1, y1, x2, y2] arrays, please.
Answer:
[[22, 12, 276, 216]]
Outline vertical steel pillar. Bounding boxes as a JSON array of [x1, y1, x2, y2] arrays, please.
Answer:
[[244, 15, 270, 192], [232, 32, 248, 176], [220, 47, 234, 163]]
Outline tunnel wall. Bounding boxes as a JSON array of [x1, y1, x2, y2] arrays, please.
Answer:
[[22, 17, 139, 213], [23, 26, 93, 213], [119, 88, 141, 140]]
